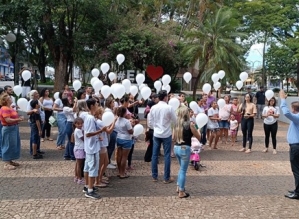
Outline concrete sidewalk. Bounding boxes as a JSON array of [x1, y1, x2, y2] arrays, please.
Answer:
[[0, 119, 298, 218]]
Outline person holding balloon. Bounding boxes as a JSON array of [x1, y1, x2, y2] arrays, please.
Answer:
[[39, 88, 54, 142], [207, 101, 221, 149], [19, 66, 32, 98], [218, 96, 232, 144], [262, 97, 280, 154], [238, 94, 257, 153]]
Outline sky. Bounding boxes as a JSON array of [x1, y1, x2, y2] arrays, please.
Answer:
[[245, 43, 264, 70]]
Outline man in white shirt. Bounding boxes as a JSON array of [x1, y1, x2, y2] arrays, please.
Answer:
[[149, 90, 176, 183], [85, 86, 92, 100]]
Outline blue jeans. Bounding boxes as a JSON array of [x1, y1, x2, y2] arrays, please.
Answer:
[[0, 123, 2, 158], [174, 145, 191, 191], [151, 135, 172, 181], [56, 114, 67, 146], [64, 122, 75, 160], [30, 123, 41, 155]]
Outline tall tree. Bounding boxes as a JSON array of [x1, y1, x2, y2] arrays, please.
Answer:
[[183, 8, 246, 99]]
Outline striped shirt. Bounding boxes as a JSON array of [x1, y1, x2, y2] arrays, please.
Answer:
[[0, 106, 19, 126]]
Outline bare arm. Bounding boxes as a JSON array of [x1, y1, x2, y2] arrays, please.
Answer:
[[190, 122, 201, 141], [86, 127, 107, 137]]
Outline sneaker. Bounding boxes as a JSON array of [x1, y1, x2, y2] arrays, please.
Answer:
[[85, 190, 101, 199], [64, 157, 71, 160], [245, 149, 251, 153], [239, 148, 246, 152], [107, 164, 116, 169], [83, 186, 99, 193], [110, 160, 117, 165], [273, 149, 277, 155], [33, 154, 43, 159], [262, 148, 268, 153], [163, 177, 175, 184], [37, 150, 45, 154]]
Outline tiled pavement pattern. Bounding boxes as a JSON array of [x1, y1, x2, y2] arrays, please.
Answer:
[[1, 120, 299, 218]]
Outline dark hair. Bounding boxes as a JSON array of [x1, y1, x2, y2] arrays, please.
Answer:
[[120, 94, 129, 104], [30, 99, 39, 108], [40, 88, 49, 98], [268, 97, 276, 107], [76, 89, 85, 100], [61, 97, 70, 107], [158, 90, 168, 101], [117, 106, 127, 117], [73, 117, 84, 129], [86, 98, 97, 110], [4, 85, 11, 91], [0, 88, 4, 95], [58, 90, 64, 99], [241, 94, 253, 114]]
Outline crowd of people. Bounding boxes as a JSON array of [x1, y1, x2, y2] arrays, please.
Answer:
[[0, 82, 298, 200]]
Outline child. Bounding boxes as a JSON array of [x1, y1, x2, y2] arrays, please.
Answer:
[[207, 101, 221, 149], [73, 117, 85, 184], [229, 114, 238, 146], [29, 100, 43, 159]]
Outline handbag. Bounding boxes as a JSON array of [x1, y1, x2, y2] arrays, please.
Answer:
[[49, 115, 57, 127]]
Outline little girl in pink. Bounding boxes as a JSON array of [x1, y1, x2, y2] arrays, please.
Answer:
[[229, 115, 238, 146]]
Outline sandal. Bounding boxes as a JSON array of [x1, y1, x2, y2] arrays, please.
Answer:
[[10, 161, 20, 166], [57, 146, 63, 150], [4, 164, 16, 170], [119, 175, 130, 179], [101, 180, 109, 184], [94, 183, 108, 188], [47, 138, 53, 141], [41, 138, 45, 142]]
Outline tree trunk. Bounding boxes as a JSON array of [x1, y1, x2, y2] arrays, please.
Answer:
[[53, 50, 68, 92], [192, 70, 202, 100], [38, 46, 47, 83]]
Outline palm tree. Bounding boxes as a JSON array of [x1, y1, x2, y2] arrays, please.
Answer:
[[183, 7, 246, 99]]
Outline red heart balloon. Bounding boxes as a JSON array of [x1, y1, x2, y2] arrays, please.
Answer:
[[146, 65, 164, 81]]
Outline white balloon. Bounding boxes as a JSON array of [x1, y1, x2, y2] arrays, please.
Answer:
[[154, 81, 162, 92], [162, 74, 171, 85], [22, 70, 31, 82], [90, 77, 99, 86], [54, 92, 60, 100], [189, 101, 198, 114], [17, 98, 28, 112], [162, 85, 171, 93], [115, 84, 126, 99], [5, 33, 16, 42], [108, 72, 116, 81], [168, 98, 180, 110], [130, 86, 138, 96], [196, 113, 209, 129], [211, 73, 220, 83], [133, 124, 144, 136], [93, 80, 103, 93], [239, 72, 248, 82], [102, 112, 115, 126], [91, 68, 100, 77], [217, 98, 225, 108], [73, 80, 82, 91], [101, 85, 111, 99], [122, 79, 131, 94], [183, 72, 192, 83], [136, 74, 145, 85], [139, 84, 146, 91], [141, 87, 151, 100], [116, 54, 125, 65], [100, 63, 110, 74], [265, 90, 274, 101], [202, 83, 211, 94], [236, 80, 243, 90], [13, 85, 22, 96], [218, 70, 225, 79], [213, 82, 221, 91]]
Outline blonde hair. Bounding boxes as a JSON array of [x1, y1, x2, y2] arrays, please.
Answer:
[[173, 106, 190, 144], [94, 107, 104, 119], [76, 100, 88, 117]]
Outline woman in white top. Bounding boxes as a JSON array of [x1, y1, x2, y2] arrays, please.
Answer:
[[207, 101, 221, 149], [53, 90, 68, 150], [62, 97, 77, 160], [262, 97, 280, 154], [115, 106, 133, 178], [218, 96, 232, 144], [39, 88, 54, 142]]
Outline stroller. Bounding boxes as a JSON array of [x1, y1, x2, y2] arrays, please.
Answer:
[[190, 137, 205, 171]]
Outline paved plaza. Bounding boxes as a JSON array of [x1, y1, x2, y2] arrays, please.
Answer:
[[1, 119, 299, 218]]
